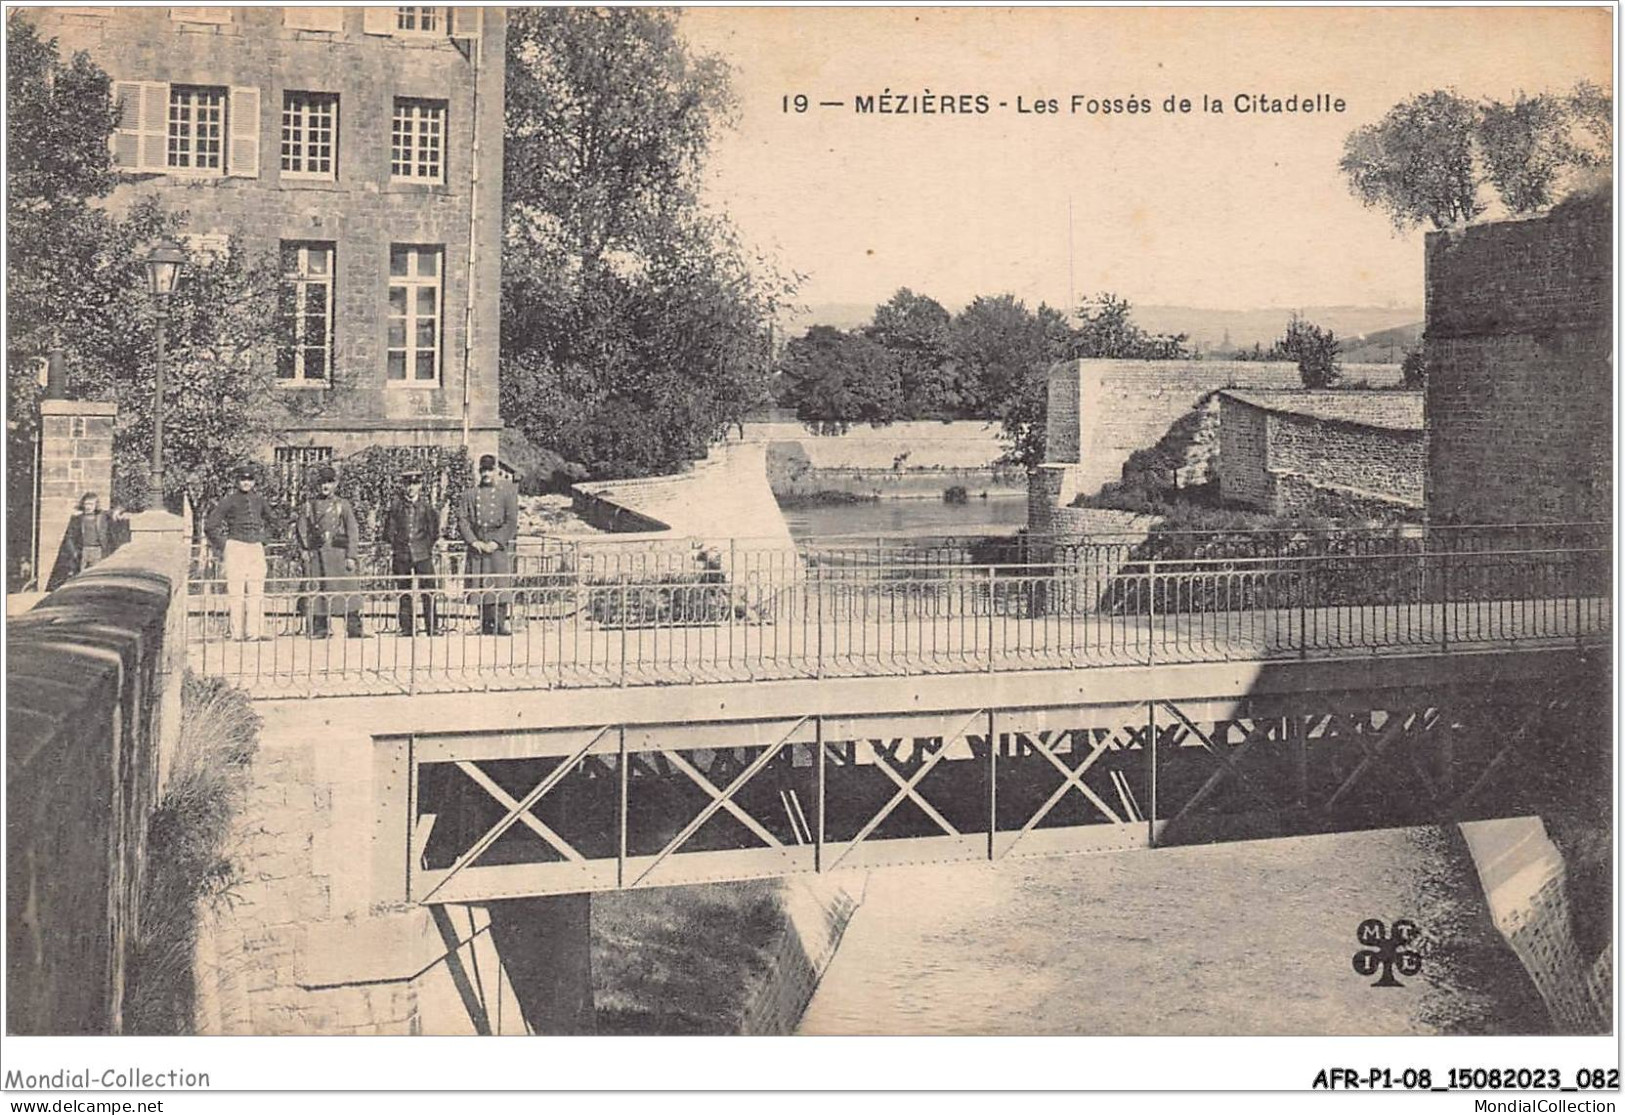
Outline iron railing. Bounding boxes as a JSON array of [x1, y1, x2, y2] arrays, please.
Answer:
[[186, 544, 1610, 694]]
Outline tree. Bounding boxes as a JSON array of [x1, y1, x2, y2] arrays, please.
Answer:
[[1340, 90, 1483, 231], [1400, 347, 1427, 390], [1069, 292, 1193, 360], [7, 13, 119, 443], [1277, 314, 1342, 389], [865, 288, 959, 417], [6, 16, 280, 518], [950, 295, 1071, 468], [1341, 84, 1612, 231], [501, 8, 790, 478], [1479, 87, 1612, 214], [775, 326, 902, 434]]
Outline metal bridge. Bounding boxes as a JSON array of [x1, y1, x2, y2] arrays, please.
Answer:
[[206, 526, 1610, 907]]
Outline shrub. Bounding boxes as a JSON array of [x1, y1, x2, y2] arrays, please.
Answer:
[[123, 672, 260, 1034], [943, 485, 969, 504]]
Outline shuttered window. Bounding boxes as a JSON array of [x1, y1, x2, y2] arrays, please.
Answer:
[[112, 81, 259, 177]]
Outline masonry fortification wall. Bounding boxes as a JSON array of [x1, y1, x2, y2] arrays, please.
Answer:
[[1217, 393, 1424, 516], [1424, 195, 1612, 523]]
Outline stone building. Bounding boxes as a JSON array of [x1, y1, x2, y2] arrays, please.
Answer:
[[1217, 390, 1425, 518], [1423, 192, 1611, 523], [30, 6, 505, 488]]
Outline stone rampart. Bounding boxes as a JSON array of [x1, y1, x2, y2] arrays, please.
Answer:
[[743, 419, 1006, 470], [571, 442, 798, 569], [1047, 359, 1304, 495], [1425, 194, 1612, 523]]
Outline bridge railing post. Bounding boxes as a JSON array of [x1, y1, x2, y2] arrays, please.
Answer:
[[1440, 551, 1450, 654], [1299, 558, 1309, 659], [1146, 561, 1156, 667], [814, 563, 823, 679], [986, 564, 996, 672]]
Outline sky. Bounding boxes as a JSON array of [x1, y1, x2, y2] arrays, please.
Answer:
[[680, 5, 1613, 314]]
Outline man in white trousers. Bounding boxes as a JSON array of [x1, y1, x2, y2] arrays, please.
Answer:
[[205, 464, 277, 640]]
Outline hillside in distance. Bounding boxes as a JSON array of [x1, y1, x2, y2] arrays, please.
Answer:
[[1131, 305, 1423, 354], [788, 301, 1424, 354]]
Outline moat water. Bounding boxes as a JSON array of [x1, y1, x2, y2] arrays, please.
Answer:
[[782, 496, 1547, 1036], [780, 492, 1027, 541]]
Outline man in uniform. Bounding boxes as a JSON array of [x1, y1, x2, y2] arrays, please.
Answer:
[[205, 464, 277, 640], [295, 464, 363, 638], [458, 453, 518, 635], [385, 468, 441, 636]]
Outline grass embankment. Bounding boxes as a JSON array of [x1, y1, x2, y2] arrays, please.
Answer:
[[592, 881, 790, 1034], [123, 672, 260, 1034]]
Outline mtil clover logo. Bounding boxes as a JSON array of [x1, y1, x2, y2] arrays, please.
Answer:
[[1353, 918, 1423, 987]]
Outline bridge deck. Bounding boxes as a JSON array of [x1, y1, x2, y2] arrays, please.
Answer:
[[189, 593, 1609, 699]]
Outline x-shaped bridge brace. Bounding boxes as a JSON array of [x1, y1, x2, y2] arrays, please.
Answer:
[[405, 678, 1580, 903]]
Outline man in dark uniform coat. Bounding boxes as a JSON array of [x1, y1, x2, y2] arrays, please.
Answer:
[[385, 468, 441, 636], [458, 453, 518, 634], [295, 464, 363, 637]]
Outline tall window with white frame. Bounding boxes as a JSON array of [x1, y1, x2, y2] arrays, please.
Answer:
[[281, 91, 337, 179], [390, 98, 445, 182], [279, 242, 335, 385], [395, 7, 442, 33], [388, 245, 442, 386], [168, 85, 226, 171]]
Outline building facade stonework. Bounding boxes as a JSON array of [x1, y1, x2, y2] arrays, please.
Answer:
[[31, 6, 505, 469]]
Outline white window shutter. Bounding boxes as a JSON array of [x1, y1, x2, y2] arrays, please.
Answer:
[[449, 6, 481, 38], [111, 81, 144, 170], [362, 7, 394, 35], [228, 86, 260, 177], [136, 81, 169, 172], [284, 7, 344, 32]]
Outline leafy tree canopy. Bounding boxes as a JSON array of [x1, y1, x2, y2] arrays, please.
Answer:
[[1341, 83, 1612, 231], [1277, 314, 1342, 390], [501, 8, 790, 480], [775, 326, 902, 435]]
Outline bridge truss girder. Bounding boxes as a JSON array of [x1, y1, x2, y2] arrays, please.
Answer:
[[393, 676, 1595, 906]]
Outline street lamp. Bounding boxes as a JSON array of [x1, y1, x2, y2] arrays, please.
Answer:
[[143, 240, 185, 511]]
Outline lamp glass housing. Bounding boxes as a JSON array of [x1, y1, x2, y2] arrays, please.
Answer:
[[144, 242, 186, 297]]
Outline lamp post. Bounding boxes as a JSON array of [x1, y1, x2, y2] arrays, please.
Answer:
[[143, 241, 185, 511]]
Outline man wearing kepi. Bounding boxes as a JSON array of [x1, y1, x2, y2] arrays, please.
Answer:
[[458, 453, 518, 635], [385, 468, 441, 636], [205, 464, 276, 641], [295, 464, 364, 638]]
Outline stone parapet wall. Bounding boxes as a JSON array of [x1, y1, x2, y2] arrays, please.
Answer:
[[740, 877, 860, 1035], [6, 515, 188, 1034], [1459, 817, 1610, 1034], [1425, 196, 1612, 523]]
